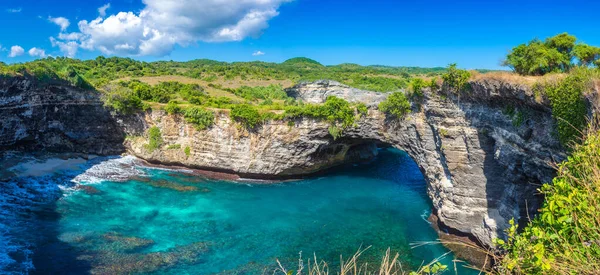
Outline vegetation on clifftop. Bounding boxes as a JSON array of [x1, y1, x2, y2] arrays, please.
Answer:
[[379, 92, 411, 119], [504, 33, 600, 76]]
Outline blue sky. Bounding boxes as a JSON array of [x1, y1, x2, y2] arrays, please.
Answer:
[[0, 0, 598, 69]]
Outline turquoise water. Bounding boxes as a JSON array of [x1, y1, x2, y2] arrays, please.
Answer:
[[1, 149, 477, 274]]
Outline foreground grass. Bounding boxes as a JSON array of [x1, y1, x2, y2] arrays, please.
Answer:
[[497, 122, 600, 274], [274, 247, 452, 275]]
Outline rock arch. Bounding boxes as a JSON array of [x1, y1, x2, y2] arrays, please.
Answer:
[[127, 80, 564, 247]]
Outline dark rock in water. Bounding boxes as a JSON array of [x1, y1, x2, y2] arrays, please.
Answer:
[[146, 179, 199, 192], [75, 184, 101, 195], [102, 232, 155, 252], [86, 241, 210, 275]]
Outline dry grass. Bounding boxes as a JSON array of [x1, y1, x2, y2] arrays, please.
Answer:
[[271, 245, 486, 275], [469, 71, 568, 88]]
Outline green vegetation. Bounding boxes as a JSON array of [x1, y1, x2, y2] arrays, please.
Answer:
[[378, 92, 411, 119], [503, 106, 527, 128], [0, 56, 456, 93], [231, 84, 289, 101], [410, 78, 426, 99], [504, 33, 600, 75], [164, 101, 182, 115], [356, 103, 369, 117], [103, 86, 146, 114], [230, 104, 263, 129], [145, 126, 163, 153], [183, 107, 215, 130], [544, 68, 595, 145], [167, 144, 181, 150], [441, 64, 471, 93], [428, 78, 440, 91], [121, 80, 205, 103], [499, 128, 600, 274], [184, 146, 191, 157]]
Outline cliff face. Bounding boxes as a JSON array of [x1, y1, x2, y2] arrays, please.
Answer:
[[0, 77, 125, 154], [122, 111, 379, 178], [0, 77, 567, 248], [123, 80, 564, 247]]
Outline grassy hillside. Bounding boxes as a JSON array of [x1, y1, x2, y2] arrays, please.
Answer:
[[0, 56, 455, 92]]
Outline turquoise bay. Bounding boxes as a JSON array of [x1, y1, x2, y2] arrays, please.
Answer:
[[3, 149, 476, 274]]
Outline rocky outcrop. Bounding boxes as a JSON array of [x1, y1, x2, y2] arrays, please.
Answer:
[[287, 80, 389, 107], [0, 76, 125, 154], [0, 77, 569, 248]]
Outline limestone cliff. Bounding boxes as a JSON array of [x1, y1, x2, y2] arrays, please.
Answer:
[[0, 77, 571, 248], [122, 80, 565, 247], [0, 76, 125, 154]]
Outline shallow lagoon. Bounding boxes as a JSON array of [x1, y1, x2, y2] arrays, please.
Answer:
[[1, 149, 477, 274]]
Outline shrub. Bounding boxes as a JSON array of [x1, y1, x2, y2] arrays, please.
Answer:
[[103, 86, 144, 114], [428, 78, 440, 91], [499, 129, 600, 274], [145, 126, 163, 153], [183, 107, 215, 130], [320, 96, 355, 128], [328, 125, 343, 140], [545, 68, 591, 145], [441, 64, 471, 93], [356, 103, 368, 117], [378, 92, 411, 119], [230, 104, 262, 129], [234, 84, 289, 101], [184, 146, 191, 157], [164, 101, 182, 115], [167, 144, 181, 150], [282, 97, 356, 138], [410, 78, 426, 99]]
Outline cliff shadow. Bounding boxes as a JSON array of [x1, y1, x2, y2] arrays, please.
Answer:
[[0, 75, 127, 155], [28, 200, 93, 275]]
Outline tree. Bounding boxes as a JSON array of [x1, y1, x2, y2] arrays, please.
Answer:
[[573, 44, 600, 66], [502, 33, 599, 75], [441, 64, 471, 92], [544, 32, 576, 55]]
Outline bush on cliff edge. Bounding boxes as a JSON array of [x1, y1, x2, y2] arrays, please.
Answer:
[[498, 126, 600, 274]]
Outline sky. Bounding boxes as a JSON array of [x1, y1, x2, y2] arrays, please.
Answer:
[[0, 0, 598, 69]]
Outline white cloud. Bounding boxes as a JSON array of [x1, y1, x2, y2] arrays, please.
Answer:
[[8, 45, 24, 57], [50, 37, 79, 58], [6, 8, 22, 13], [48, 16, 70, 31], [50, 0, 290, 57], [98, 4, 111, 17], [252, 50, 265, 56], [58, 32, 83, 41], [28, 47, 47, 58]]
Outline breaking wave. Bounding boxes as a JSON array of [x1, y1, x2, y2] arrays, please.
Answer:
[[0, 155, 145, 274]]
